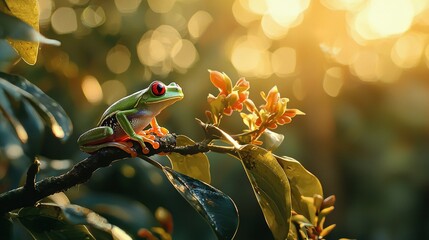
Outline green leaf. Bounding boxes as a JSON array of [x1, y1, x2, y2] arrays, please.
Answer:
[[0, 39, 19, 70], [235, 145, 292, 240], [166, 135, 211, 183], [261, 129, 284, 151], [0, 11, 55, 43], [0, 72, 72, 142], [163, 167, 238, 240], [275, 155, 323, 222], [18, 203, 132, 240]]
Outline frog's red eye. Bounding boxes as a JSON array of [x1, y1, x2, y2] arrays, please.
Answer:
[[151, 81, 166, 96]]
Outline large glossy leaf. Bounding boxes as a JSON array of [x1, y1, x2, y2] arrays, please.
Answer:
[[166, 135, 211, 183], [0, 72, 72, 142], [235, 145, 292, 240], [18, 203, 132, 240], [275, 155, 323, 222], [163, 167, 238, 240], [0, 39, 19, 70]]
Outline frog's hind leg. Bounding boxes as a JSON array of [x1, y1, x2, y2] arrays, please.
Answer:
[[80, 141, 137, 157]]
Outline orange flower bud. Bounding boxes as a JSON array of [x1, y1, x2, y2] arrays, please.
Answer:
[[234, 77, 250, 92], [209, 70, 232, 95], [223, 106, 233, 116]]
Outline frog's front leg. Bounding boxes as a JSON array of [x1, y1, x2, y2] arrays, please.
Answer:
[[146, 118, 169, 137], [116, 109, 159, 154]]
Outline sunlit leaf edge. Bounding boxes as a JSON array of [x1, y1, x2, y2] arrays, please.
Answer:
[[234, 145, 292, 240]]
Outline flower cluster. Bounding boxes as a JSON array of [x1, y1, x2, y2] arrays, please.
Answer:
[[206, 70, 249, 125], [242, 86, 304, 130], [206, 70, 304, 144]]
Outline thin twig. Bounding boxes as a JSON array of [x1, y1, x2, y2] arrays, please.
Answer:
[[24, 158, 40, 192]]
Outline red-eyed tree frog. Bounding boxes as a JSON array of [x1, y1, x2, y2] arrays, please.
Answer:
[[78, 81, 184, 157]]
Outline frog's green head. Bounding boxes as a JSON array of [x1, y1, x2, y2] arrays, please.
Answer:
[[140, 81, 184, 106]]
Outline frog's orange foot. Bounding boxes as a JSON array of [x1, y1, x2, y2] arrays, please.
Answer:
[[142, 146, 150, 154], [147, 127, 169, 137]]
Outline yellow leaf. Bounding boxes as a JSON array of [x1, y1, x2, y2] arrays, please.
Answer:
[[166, 135, 211, 184], [1, 0, 40, 65], [236, 145, 292, 240], [275, 155, 323, 224]]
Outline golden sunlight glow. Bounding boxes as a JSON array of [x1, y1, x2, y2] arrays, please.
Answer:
[[271, 47, 296, 77], [425, 44, 429, 69], [39, 0, 53, 26], [114, 0, 142, 14], [323, 67, 344, 97], [188, 11, 213, 40], [106, 44, 131, 74], [232, 0, 309, 39], [137, 24, 197, 76], [81, 75, 103, 104], [171, 39, 198, 72], [261, 15, 290, 39], [292, 78, 305, 100], [265, 0, 309, 28], [232, 0, 260, 26], [68, 0, 89, 5], [231, 35, 271, 78], [391, 33, 425, 69], [81, 5, 106, 28], [350, 0, 415, 41], [51, 7, 78, 34], [351, 51, 380, 82], [321, 0, 365, 11], [147, 0, 175, 13], [102, 80, 127, 105]]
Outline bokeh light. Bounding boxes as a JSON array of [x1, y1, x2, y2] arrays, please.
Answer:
[[391, 33, 425, 69], [101, 80, 127, 105], [81, 5, 106, 28], [271, 47, 296, 77], [188, 11, 213, 40], [350, 51, 380, 82], [81, 75, 103, 104], [114, 0, 142, 14], [171, 39, 198, 72], [137, 24, 198, 76], [51, 7, 78, 34], [39, 0, 54, 26], [106, 44, 131, 74], [231, 35, 271, 78], [147, 0, 176, 13], [323, 67, 344, 97]]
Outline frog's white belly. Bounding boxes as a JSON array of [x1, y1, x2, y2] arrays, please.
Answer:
[[111, 109, 156, 140]]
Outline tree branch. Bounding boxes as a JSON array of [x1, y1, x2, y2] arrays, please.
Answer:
[[0, 134, 183, 215], [0, 120, 240, 215]]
